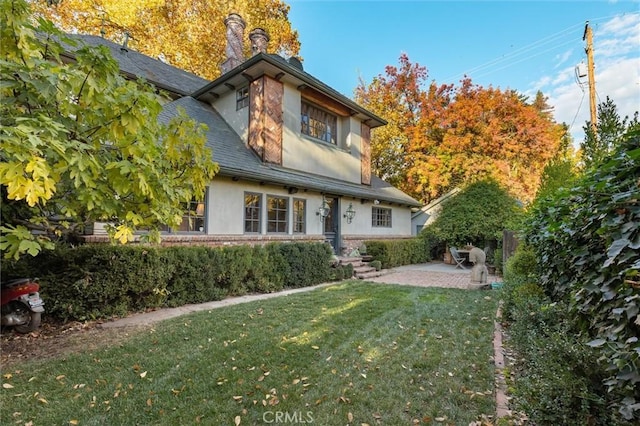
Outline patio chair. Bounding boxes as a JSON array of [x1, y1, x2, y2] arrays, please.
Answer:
[[449, 247, 466, 269]]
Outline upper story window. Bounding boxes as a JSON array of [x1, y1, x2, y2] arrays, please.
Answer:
[[372, 206, 392, 228], [236, 86, 249, 110], [244, 192, 261, 233], [267, 195, 288, 233], [293, 199, 306, 234], [301, 101, 337, 144]]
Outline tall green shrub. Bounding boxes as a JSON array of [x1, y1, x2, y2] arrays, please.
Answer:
[[426, 179, 523, 248], [525, 129, 640, 421]]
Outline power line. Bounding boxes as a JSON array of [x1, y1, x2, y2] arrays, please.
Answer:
[[443, 15, 630, 84]]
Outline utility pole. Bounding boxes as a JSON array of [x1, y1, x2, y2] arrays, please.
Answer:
[[583, 21, 597, 136]]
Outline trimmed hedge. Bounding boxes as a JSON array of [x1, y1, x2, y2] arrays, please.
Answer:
[[1, 242, 335, 322], [364, 238, 429, 269]]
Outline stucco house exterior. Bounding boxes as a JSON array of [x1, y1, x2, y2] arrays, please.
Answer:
[[411, 188, 461, 236], [77, 14, 421, 254]]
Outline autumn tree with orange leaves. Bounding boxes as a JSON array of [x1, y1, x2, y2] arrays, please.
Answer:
[[29, 0, 301, 80], [356, 54, 565, 204]]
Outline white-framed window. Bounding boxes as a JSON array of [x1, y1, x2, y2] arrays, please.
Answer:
[[236, 86, 249, 110], [301, 101, 337, 144], [267, 195, 288, 233], [372, 206, 392, 228], [293, 198, 306, 234], [244, 192, 261, 233]]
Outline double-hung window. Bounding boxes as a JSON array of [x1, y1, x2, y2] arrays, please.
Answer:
[[372, 207, 392, 228], [267, 196, 288, 233], [236, 86, 249, 110], [293, 199, 306, 234], [244, 192, 261, 233], [301, 101, 337, 144]]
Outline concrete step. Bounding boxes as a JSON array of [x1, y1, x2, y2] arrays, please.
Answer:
[[353, 265, 376, 274], [356, 269, 390, 280], [337, 256, 364, 267]]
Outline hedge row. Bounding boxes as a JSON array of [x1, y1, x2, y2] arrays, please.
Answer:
[[501, 245, 615, 424], [2, 242, 346, 322], [364, 238, 430, 269]]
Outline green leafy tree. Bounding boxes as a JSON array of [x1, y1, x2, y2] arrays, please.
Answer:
[[581, 95, 640, 169], [0, 0, 219, 259], [425, 179, 523, 248], [534, 123, 580, 202]]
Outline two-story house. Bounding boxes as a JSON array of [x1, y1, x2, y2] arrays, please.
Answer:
[[79, 14, 421, 254]]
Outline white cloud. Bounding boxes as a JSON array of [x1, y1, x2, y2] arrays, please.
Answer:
[[554, 49, 574, 68], [545, 13, 640, 145]]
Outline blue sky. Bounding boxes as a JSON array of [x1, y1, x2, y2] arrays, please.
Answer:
[[287, 0, 640, 144]]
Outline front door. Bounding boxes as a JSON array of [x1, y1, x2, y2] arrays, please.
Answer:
[[323, 196, 340, 253]]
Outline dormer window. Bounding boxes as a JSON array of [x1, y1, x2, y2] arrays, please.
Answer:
[[236, 86, 249, 110], [301, 101, 337, 144]]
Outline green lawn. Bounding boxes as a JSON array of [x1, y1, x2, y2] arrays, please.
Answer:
[[1, 282, 498, 425]]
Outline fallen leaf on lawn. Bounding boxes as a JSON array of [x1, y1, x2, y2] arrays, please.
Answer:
[[360, 373, 367, 379], [3, 383, 14, 389], [2, 373, 11, 379], [311, 345, 319, 350], [263, 371, 270, 376], [233, 396, 243, 401], [326, 355, 332, 361], [139, 371, 147, 378], [292, 379, 300, 385], [56, 375, 65, 380], [146, 398, 152, 406], [38, 398, 48, 404], [373, 413, 382, 419], [348, 412, 354, 422], [69, 420, 79, 425], [234, 415, 241, 425], [435, 416, 446, 421], [258, 375, 265, 382]]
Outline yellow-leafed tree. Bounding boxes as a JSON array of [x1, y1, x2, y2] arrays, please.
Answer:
[[29, 0, 301, 80]]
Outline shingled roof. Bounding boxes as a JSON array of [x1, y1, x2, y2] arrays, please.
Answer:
[[62, 34, 419, 207], [61, 34, 209, 97], [158, 97, 421, 207]]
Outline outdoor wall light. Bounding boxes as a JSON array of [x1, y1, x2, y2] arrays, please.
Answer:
[[316, 197, 330, 219], [343, 203, 356, 224]]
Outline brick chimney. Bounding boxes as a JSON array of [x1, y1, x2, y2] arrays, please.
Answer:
[[221, 13, 246, 74], [249, 28, 269, 55]]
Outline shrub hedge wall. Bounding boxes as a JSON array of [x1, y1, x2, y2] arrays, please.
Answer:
[[364, 238, 430, 269], [2, 242, 340, 322]]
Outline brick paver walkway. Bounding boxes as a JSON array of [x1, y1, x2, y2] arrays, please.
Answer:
[[367, 261, 501, 289]]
